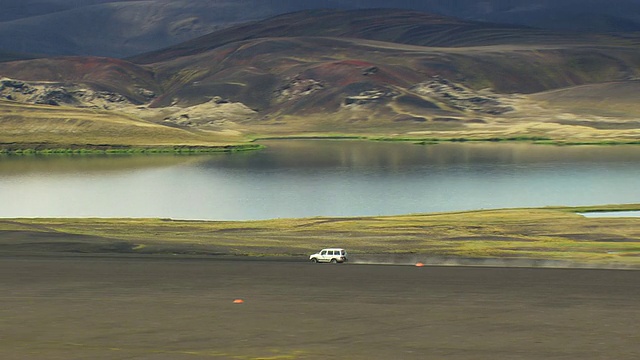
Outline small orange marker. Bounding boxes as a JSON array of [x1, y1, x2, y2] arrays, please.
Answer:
[[415, 262, 425, 267], [233, 299, 244, 304]]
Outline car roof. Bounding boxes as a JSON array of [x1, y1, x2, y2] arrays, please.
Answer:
[[321, 248, 345, 251]]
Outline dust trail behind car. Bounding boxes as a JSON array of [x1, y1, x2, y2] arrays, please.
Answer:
[[349, 255, 640, 270]]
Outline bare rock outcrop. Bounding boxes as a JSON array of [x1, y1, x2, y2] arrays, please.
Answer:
[[343, 89, 397, 107], [275, 76, 324, 102], [0, 78, 136, 108], [410, 76, 513, 115]]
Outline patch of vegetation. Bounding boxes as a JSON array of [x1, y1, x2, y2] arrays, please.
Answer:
[[0, 143, 263, 155], [556, 140, 640, 146], [372, 136, 554, 144], [254, 135, 367, 141]]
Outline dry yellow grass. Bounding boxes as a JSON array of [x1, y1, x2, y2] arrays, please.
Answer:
[[4, 81, 640, 151], [0, 100, 245, 147]]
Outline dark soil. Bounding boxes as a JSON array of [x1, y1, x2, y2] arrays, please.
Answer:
[[1, 255, 638, 359]]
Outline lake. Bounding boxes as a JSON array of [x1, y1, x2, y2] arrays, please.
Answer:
[[1, 140, 639, 220]]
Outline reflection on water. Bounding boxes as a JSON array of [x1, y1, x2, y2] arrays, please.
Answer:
[[580, 211, 640, 218], [0, 153, 212, 176], [198, 141, 640, 169], [1, 140, 639, 220]]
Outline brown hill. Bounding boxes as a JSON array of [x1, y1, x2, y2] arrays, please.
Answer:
[[145, 35, 640, 105], [0, 0, 270, 58], [0, 52, 34, 63], [130, 9, 611, 64], [126, 10, 640, 121], [0, 57, 160, 104], [531, 81, 640, 118], [3, 1, 640, 58], [1, 9, 640, 143]]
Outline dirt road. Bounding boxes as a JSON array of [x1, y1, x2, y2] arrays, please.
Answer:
[[1, 256, 638, 359]]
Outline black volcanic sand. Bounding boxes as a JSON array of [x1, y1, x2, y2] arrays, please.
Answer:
[[1, 256, 638, 359]]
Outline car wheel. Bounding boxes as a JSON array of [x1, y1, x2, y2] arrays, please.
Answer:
[[311, 258, 318, 263], [330, 258, 337, 263]]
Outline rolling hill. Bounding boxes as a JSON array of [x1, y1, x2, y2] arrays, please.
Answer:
[[130, 9, 613, 64], [0, 0, 274, 58], [0, 99, 246, 150], [1, 8, 640, 147], [1, 1, 640, 58], [0, 50, 37, 63]]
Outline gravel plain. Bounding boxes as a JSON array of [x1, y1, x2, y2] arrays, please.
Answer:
[[1, 255, 639, 359]]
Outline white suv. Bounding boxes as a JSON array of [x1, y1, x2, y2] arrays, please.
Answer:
[[309, 248, 348, 263]]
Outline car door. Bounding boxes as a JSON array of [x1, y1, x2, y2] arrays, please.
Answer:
[[319, 250, 328, 262], [327, 250, 335, 262]]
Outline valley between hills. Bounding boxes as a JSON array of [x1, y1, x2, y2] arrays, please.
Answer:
[[1, 9, 640, 152]]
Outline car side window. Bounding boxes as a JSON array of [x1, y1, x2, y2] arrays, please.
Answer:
[[328, 251, 334, 255], [321, 251, 327, 255]]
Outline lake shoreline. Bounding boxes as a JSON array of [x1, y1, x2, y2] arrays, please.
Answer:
[[3, 134, 640, 155], [0, 142, 263, 154]]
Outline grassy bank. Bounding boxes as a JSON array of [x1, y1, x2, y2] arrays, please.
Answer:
[[5, 97, 640, 155], [4, 135, 640, 155], [254, 134, 640, 146], [0, 100, 254, 152], [374, 136, 640, 146], [1, 206, 639, 267]]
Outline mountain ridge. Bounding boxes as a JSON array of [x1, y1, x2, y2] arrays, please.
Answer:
[[1, 8, 640, 147], [130, 8, 601, 64], [1, 0, 640, 58]]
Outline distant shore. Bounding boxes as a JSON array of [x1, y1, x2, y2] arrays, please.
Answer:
[[0, 142, 263, 154], [3, 135, 640, 155]]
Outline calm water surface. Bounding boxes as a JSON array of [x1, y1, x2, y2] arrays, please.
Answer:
[[1, 141, 639, 220]]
